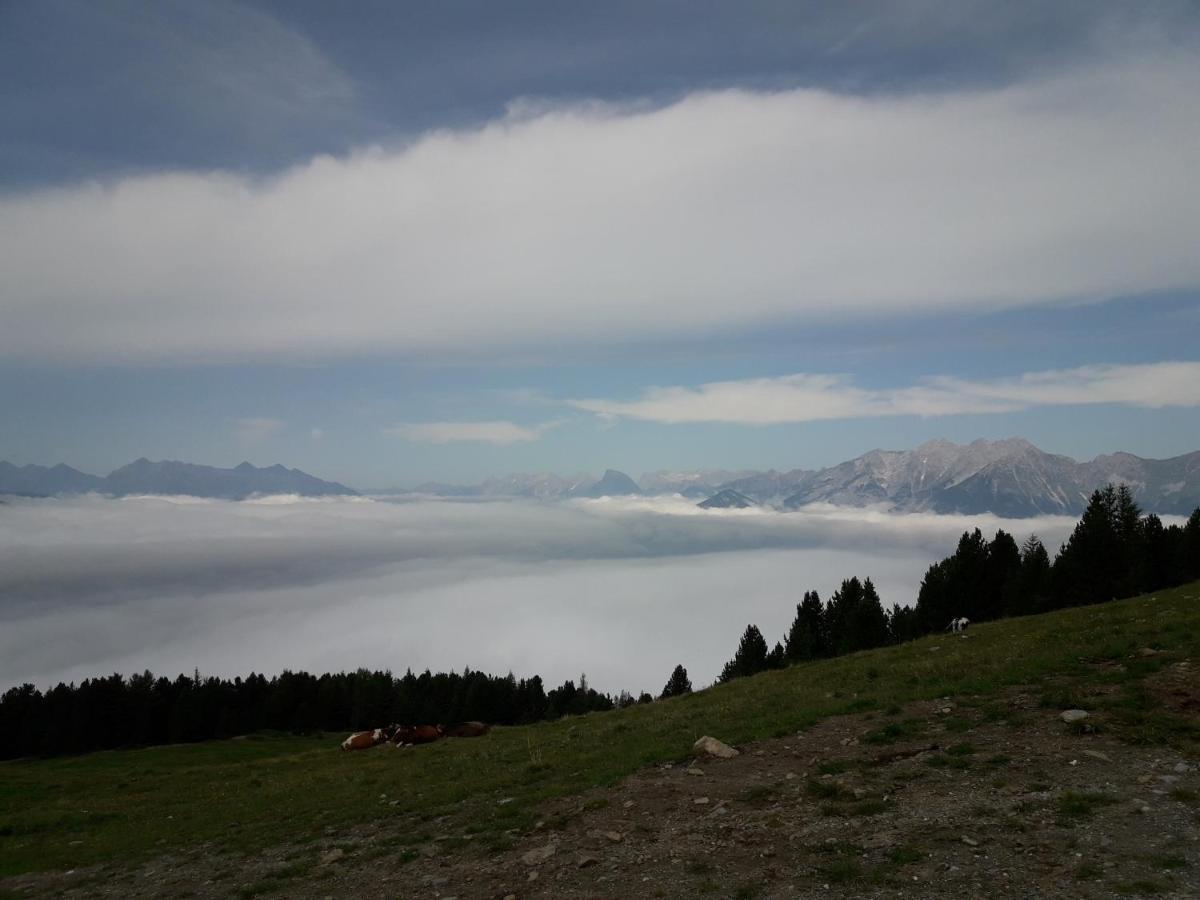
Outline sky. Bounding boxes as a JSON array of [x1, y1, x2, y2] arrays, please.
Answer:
[[2, 1, 1199, 487], [0, 494, 1097, 693]]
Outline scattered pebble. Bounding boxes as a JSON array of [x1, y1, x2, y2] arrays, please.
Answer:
[[318, 848, 344, 866], [521, 843, 557, 866]]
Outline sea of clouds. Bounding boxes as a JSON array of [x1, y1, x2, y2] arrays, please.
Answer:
[[0, 495, 1086, 696]]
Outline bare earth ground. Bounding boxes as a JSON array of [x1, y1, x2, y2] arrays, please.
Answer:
[[7, 659, 1198, 899]]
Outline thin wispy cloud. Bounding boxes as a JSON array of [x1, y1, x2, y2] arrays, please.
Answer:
[[2, 52, 1198, 362], [385, 420, 555, 445], [569, 362, 1200, 425], [233, 417, 284, 442]]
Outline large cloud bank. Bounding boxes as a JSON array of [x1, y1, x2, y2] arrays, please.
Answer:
[[572, 362, 1200, 424], [2, 53, 1198, 362], [0, 495, 1090, 694]]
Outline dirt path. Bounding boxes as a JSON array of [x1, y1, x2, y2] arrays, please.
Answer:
[[8, 675, 1200, 899]]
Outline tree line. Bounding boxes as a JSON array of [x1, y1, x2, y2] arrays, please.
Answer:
[[2, 485, 1197, 758], [0, 666, 618, 759]]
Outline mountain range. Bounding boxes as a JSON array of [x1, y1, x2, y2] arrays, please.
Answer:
[[715, 438, 1200, 517], [0, 459, 355, 500], [387, 438, 1200, 517], [5, 439, 1198, 515]]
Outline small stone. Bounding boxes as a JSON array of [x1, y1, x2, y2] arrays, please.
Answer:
[[961, 836, 979, 847], [504, 895, 517, 900], [527, 870, 539, 882], [604, 831, 623, 843], [1083, 750, 1112, 763], [521, 843, 557, 866], [686, 767, 705, 776], [1174, 762, 1190, 774], [1138, 647, 1160, 657], [784, 772, 797, 780], [693, 736, 739, 759], [1060, 709, 1090, 724], [694, 797, 710, 805], [577, 853, 600, 869], [318, 848, 345, 866], [623, 800, 635, 808], [498, 797, 515, 805]]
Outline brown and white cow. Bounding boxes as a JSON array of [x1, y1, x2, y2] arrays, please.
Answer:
[[340, 727, 387, 751], [392, 724, 442, 746], [441, 721, 491, 738]]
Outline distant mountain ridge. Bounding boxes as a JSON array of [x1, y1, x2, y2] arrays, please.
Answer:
[[760, 438, 1199, 517], [0, 459, 355, 500], [380, 438, 1200, 517]]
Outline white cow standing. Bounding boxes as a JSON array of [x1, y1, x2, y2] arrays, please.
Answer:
[[949, 617, 971, 634]]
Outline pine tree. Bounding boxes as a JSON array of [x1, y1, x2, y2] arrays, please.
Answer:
[[854, 578, 890, 650], [985, 529, 1021, 621], [1183, 508, 1200, 580], [719, 625, 769, 682], [784, 590, 827, 661], [1053, 485, 1123, 607], [660, 664, 693, 699], [825, 577, 864, 655], [766, 642, 786, 669], [1015, 535, 1052, 614]]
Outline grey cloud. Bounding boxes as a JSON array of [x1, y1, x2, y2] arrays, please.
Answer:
[[2, 52, 1198, 362]]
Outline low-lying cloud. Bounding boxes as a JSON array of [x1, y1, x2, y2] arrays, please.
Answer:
[[0, 495, 1091, 695], [2, 52, 1198, 362], [570, 362, 1200, 424], [385, 420, 552, 445]]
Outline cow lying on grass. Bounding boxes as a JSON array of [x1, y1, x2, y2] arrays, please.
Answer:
[[340, 728, 388, 751], [339, 721, 492, 750], [393, 724, 441, 745]]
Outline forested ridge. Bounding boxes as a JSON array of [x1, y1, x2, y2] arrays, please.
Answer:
[[2, 485, 1197, 759], [714, 485, 1199, 682]]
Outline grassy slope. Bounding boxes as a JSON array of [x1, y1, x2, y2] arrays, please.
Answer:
[[2, 581, 1198, 879]]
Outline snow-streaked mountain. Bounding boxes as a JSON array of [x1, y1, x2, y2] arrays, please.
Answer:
[[575, 469, 642, 498], [479, 472, 594, 499], [713, 468, 812, 503], [697, 489, 756, 509], [638, 469, 758, 499], [754, 439, 1199, 517], [0, 458, 356, 500]]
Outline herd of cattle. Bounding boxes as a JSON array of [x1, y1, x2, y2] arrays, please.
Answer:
[[340, 721, 491, 750]]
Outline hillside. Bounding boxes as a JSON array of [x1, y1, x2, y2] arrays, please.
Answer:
[[3, 582, 1198, 898]]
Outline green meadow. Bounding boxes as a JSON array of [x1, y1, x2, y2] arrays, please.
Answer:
[[2, 581, 1198, 880]]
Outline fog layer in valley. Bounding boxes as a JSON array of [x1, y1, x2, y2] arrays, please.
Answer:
[[0, 495, 1092, 696]]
